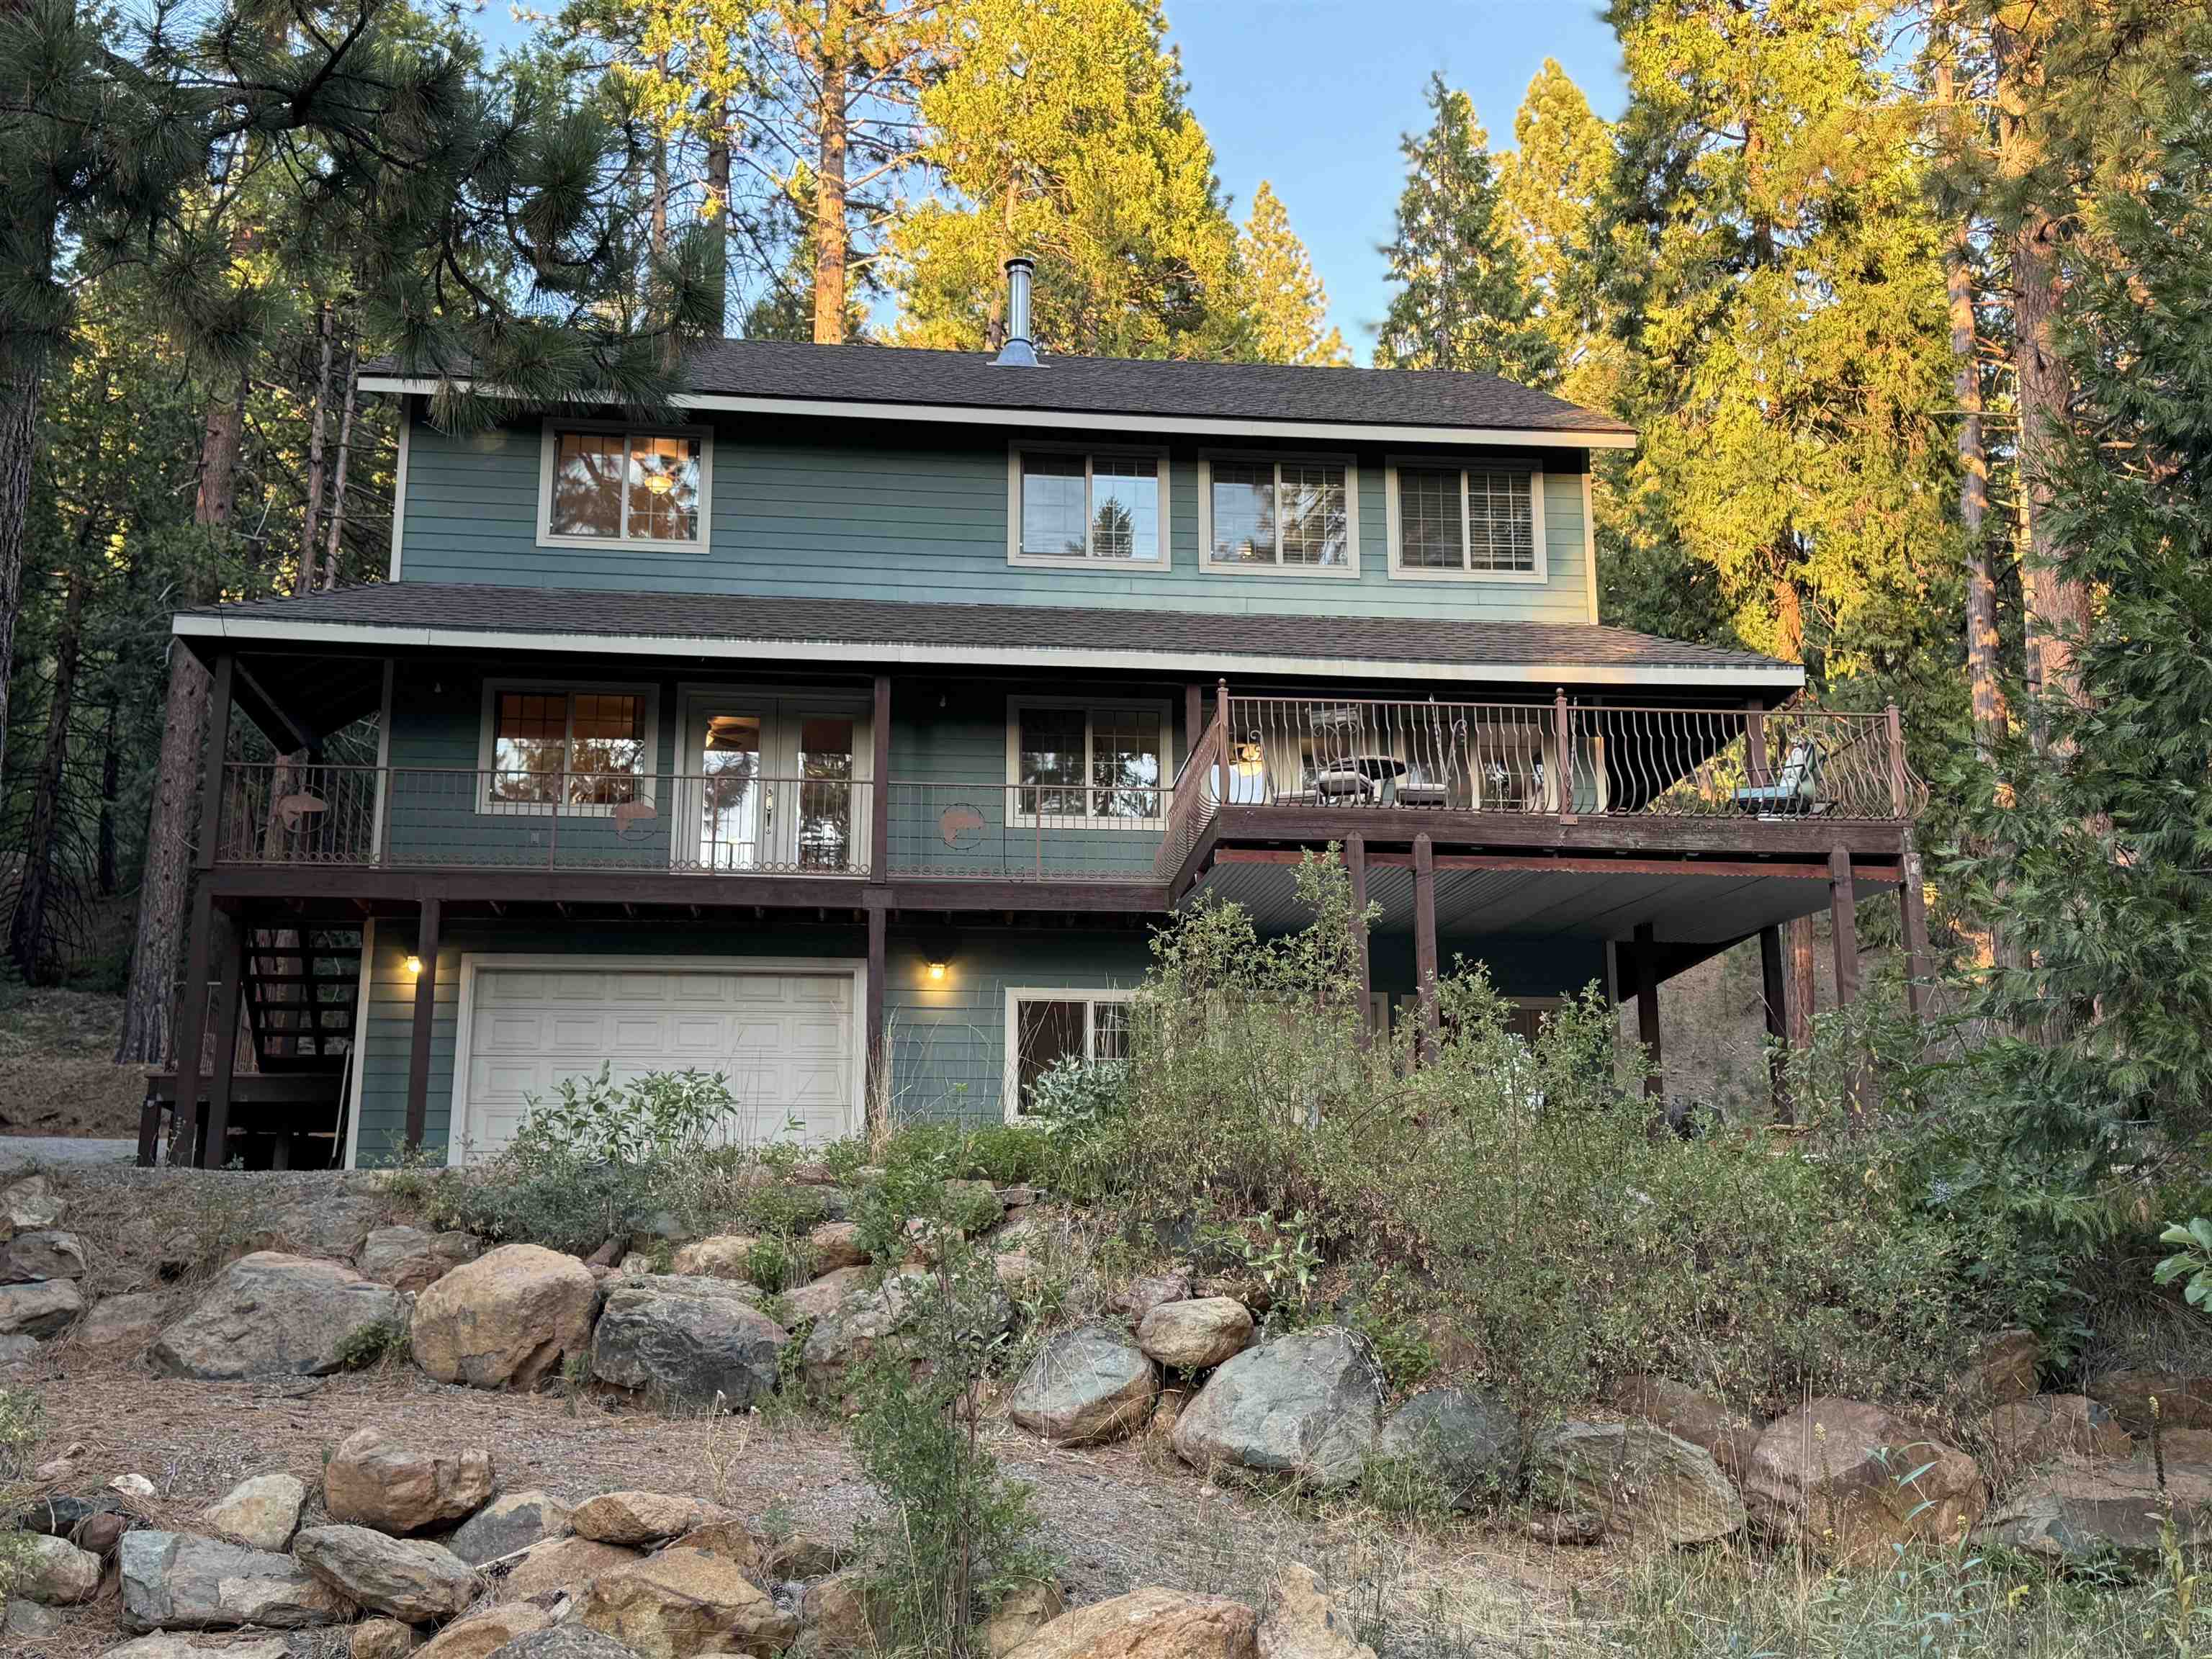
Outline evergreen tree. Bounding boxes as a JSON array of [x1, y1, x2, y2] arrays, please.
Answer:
[[1374, 73, 1553, 383], [1234, 181, 1346, 367], [1496, 60, 1617, 408]]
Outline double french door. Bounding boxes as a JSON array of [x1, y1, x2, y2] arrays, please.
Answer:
[[681, 695, 870, 873]]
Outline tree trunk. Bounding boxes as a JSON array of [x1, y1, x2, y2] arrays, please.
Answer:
[[96, 701, 118, 898], [705, 106, 732, 339], [1786, 914, 1816, 1051], [320, 336, 359, 590], [194, 377, 247, 528], [811, 1, 852, 344], [0, 357, 43, 795], [298, 303, 333, 593], [8, 562, 85, 980]]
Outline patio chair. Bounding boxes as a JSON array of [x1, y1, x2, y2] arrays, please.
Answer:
[[1731, 737, 1826, 816], [1396, 709, 1466, 807], [1300, 705, 1374, 804]]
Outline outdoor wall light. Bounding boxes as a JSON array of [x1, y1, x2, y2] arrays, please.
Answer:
[[925, 960, 949, 983], [404, 956, 424, 975]]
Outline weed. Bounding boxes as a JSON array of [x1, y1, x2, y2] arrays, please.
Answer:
[[333, 1318, 408, 1370]]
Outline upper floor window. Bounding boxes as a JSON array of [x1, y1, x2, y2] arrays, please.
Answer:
[[1388, 462, 1546, 582], [1200, 456, 1357, 575], [480, 683, 657, 812], [539, 426, 709, 552], [1009, 447, 1165, 567], [1009, 699, 1167, 825]]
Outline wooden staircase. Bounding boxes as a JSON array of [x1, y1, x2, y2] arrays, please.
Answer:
[[243, 925, 363, 1074]]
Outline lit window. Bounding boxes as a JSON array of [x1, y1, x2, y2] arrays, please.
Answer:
[[1014, 705, 1164, 822], [1393, 465, 1537, 575], [1017, 451, 1161, 562], [489, 689, 648, 808], [1011, 991, 1133, 1116], [1208, 459, 1349, 567], [548, 430, 702, 545]]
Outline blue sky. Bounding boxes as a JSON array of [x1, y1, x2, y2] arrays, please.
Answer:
[[464, 0, 1627, 361]]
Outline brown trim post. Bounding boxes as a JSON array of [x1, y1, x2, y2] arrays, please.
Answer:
[[1552, 688, 1575, 822], [1184, 683, 1203, 763], [1413, 832, 1439, 1062], [1744, 697, 1769, 788], [1346, 831, 1372, 1046], [171, 882, 216, 1164], [1886, 703, 1909, 818], [865, 903, 887, 1125], [1899, 831, 1932, 1021], [1787, 914, 1816, 1049], [196, 652, 235, 871], [1827, 844, 1860, 1009], [1758, 923, 1791, 1121], [871, 675, 891, 879], [405, 895, 441, 1153], [1633, 922, 1666, 1122], [202, 910, 246, 1166]]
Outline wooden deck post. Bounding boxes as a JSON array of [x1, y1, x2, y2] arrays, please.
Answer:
[[1346, 831, 1372, 1046], [865, 903, 887, 1126], [171, 881, 216, 1165], [405, 895, 441, 1154], [202, 910, 246, 1166], [1552, 689, 1575, 822], [1412, 832, 1439, 1061], [1744, 697, 1768, 788], [1827, 845, 1860, 1009], [1758, 924, 1791, 1122], [195, 652, 234, 872], [1787, 915, 1816, 1049], [1886, 703, 1909, 818], [1632, 922, 1667, 1124], [1899, 830, 1932, 1021], [1184, 683, 1203, 762], [871, 675, 891, 879]]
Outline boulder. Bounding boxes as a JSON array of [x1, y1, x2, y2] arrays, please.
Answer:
[[0, 1277, 81, 1338], [1606, 1375, 1762, 1480], [799, 1266, 1011, 1398], [807, 1221, 869, 1273], [1529, 1420, 1745, 1546], [1112, 1272, 1192, 1323], [1743, 1398, 1985, 1560], [590, 1276, 787, 1408], [495, 1535, 639, 1601], [988, 1581, 1067, 1658], [801, 1570, 877, 1654], [2087, 1369, 2212, 1433], [1138, 1298, 1254, 1372], [1368, 1388, 1520, 1510], [1976, 1455, 2212, 1567], [486, 1630, 649, 1659], [325, 1426, 495, 1534], [418, 1604, 556, 1659], [17, 1531, 102, 1603], [1988, 1394, 2133, 1467], [1172, 1326, 1381, 1489], [0, 1228, 86, 1282], [294, 1524, 478, 1623], [1008, 1587, 1259, 1659], [6, 1601, 63, 1641], [78, 1291, 167, 1356], [119, 1529, 352, 1629], [571, 1491, 734, 1547], [1257, 1564, 1375, 1659], [354, 1620, 424, 1659], [0, 1330, 39, 1364], [411, 1244, 598, 1391], [1959, 1329, 2040, 1406], [667, 1234, 758, 1278], [150, 1252, 404, 1378], [762, 1532, 848, 1582], [450, 1489, 574, 1565], [19, 1491, 122, 1537], [111, 1472, 158, 1498], [1010, 1325, 1158, 1446], [104, 1640, 290, 1659], [201, 1472, 309, 1552], [573, 1543, 797, 1659], [782, 1264, 872, 1326], [667, 1519, 768, 1582], [358, 1226, 485, 1294], [1, 1174, 63, 1234], [242, 1186, 387, 1260]]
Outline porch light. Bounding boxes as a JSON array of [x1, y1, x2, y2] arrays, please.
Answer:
[[643, 472, 675, 495], [925, 960, 949, 983], [404, 956, 424, 975]]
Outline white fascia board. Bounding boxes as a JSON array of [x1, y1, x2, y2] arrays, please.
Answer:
[[171, 611, 1804, 690], [354, 374, 1638, 452]]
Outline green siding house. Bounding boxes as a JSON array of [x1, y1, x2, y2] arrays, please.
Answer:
[[153, 271, 1929, 1168]]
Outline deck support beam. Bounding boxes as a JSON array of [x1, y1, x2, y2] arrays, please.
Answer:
[[1827, 844, 1860, 1009], [1413, 832, 1438, 1062], [170, 881, 216, 1166], [871, 675, 890, 879], [204, 912, 246, 1166], [1758, 923, 1791, 1122], [865, 903, 887, 1126], [1346, 832, 1372, 1046], [1631, 921, 1671, 1129], [405, 895, 441, 1153]]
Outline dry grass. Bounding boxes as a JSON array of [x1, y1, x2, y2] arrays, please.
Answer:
[[0, 975, 148, 1140]]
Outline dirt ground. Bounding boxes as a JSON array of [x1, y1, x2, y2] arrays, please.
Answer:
[[0, 979, 148, 1141]]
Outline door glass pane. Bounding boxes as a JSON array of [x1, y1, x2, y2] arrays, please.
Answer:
[[1092, 709, 1162, 819], [569, 693, 645, 805], [1398, 467, 1464, 569], [1280, 463, 1348, 566], [796, 716, 855, 871], [626, 435, 702, 543], [699, 712, 763, 868], [1210, 462, 1276, 564], [492, 692, 566, 805], [1020, 453, 1087, 557], [1018, 708, 1087, 817], [1015, 999, 1086, 1112], [551, 433, 621, 538], [1092, 457, 1160, 561]]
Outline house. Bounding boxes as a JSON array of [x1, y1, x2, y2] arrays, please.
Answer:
[[148, 261, 1930, 1169]]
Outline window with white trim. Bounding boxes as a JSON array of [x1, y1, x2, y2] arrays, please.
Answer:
[[483, 686, 654, 810], [542, 427, 705, 548], [1391, 464, 1542, 577], [1011, 702, 1165, 824], [1007, 989, 1132, 1118], [1205, 458, 1352, 570], [1013, 450, 1163, 563]]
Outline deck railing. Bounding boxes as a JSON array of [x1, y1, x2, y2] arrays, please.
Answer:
[[886, 783, 1167, 881]]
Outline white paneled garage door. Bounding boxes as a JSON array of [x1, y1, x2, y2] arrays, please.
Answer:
[[453, 959, 859, 1161]]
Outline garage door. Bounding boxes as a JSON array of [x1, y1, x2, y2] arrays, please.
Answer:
[[457, 963, 857, 1161]]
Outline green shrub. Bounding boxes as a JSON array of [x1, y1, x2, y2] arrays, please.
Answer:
[[745, 1237, 795, 1295], [0, 1385, 41, 1599], [334, 1318, 409, 1370]]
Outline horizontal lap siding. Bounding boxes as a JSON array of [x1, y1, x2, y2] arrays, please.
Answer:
[[399, 416, 1592, 624]]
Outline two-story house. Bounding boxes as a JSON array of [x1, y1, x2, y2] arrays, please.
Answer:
[[146, 261, 1930, 1169]]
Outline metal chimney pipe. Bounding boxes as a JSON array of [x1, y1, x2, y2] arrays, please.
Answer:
[[993, 256, 1038, 367]]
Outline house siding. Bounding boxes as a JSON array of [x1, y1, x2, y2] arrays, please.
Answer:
[[397, 413, 1593, 625]]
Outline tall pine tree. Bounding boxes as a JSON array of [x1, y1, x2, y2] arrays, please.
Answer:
[[1374, 74, 1553, 383], [1235, 182, 1346, 367]]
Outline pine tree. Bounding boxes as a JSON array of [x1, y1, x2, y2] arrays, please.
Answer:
[[1374, 74, 1554, 384], [1234, 182, 1346, 367], [1496, 60, 1617, 408]]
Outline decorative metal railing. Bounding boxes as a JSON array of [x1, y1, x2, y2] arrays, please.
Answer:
[[885, 783, 1167, 882]]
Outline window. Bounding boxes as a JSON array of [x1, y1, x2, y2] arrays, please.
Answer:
[[1201, 457, 1356, 572], [482, 685, 656, 811], [1010, 702, 1166, 824], [1388, 462, 1545, 580], [1005, 989, 1133, 1120], [1010, 449, 1165, 566], [541, 427, 708, 550]]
